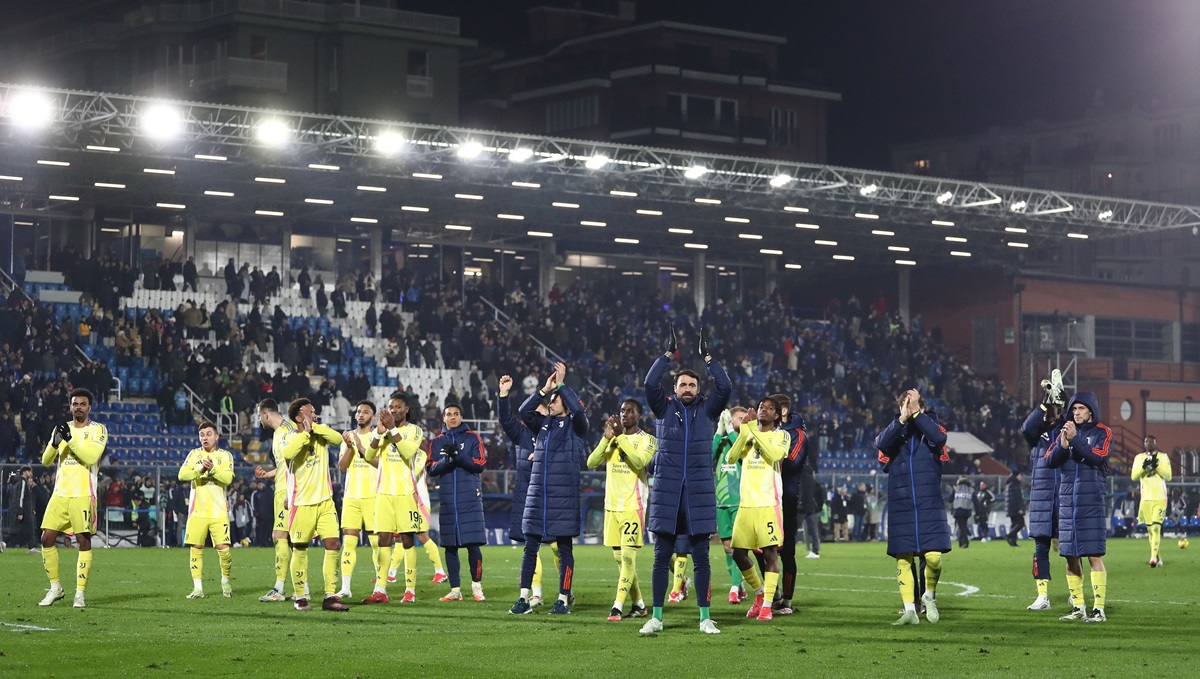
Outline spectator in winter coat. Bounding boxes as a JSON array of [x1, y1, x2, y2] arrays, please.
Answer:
[[973, 481, 994, 541], [876, 388, 951, 626], [1047, 392, 1112, 623], [510, 362, 587, 616]]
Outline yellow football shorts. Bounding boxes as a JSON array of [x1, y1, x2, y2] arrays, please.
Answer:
[[375, 493, 427, 534], [1138, 499, 1167, 526], [41, 495, 97, 535], [185, 514, 231, 546], [287, 498, 339, 544], [731, 505, 783, 550], [340, 496, 378, 532], [603, 509, 645, 548]]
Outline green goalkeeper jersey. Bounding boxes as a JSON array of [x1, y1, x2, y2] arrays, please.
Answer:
[[713, 431, 741, 508]]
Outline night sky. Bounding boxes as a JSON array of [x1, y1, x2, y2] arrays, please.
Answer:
[[8, 0, 1200, 170]]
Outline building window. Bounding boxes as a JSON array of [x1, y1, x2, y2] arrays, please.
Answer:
[[250, 35, 268, 61], [546, 95, 598, 133], [669, 93, 737, 131], [770, 107, 797, 147], [1146, 400, 1200, 424], [909, 158, 930, 173], [1094, 317, 1172, 361], [1182, 323, 1200, 362], [407, 49, 429, 77]]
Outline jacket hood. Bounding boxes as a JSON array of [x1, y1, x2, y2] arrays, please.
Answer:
[[1066, 392, 1101, 423], [780, 412, 806, 432], [441, 423, 471, 436]]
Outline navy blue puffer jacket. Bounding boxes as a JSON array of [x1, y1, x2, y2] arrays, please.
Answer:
[[498, 394, 535, 542], [644, 356, 732, 536], [520, 385, 588, 538], [1047, 392, 1111, 557], [875, 410, 952, 557], [427, 423, 487, 547], [1021, 405, 1061, 539]]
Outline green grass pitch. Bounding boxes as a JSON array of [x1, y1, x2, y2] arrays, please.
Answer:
[[0, 538, 1194, 677]]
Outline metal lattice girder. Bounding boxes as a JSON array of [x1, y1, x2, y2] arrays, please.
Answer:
[[4, 83, 1200, 269]]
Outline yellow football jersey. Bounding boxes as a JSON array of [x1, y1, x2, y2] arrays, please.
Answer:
[[179, 447, 234, 519], [271, 419, 297, 494], [41, 421, 107, 498], [283, 423, 342, 506], [342, 429, 378, 500], [365, 423, 424, 496], [727, 423, 788, 508], [1131, 451, 1172, 501], [587, 429, 655, 512]]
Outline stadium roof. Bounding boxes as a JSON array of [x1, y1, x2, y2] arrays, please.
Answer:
[[3, 83, 1199, 273]]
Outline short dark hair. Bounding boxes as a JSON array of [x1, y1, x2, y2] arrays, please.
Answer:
[[673, 369, 700, 386], [357, 400, 377, 414], [443, 403, 462, 416], [288, 398, 311, 421], [197, 420, 217, 434], [768, 393, 792, 414], [257, 398, 280, 414], [620, 399, 643, 416], [69, 387, 94, 405], [758, 396, 782, 426]]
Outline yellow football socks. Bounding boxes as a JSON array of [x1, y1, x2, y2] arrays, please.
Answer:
[[924, 551, 942, 593], [290, 549, 309, 598], [1036, 579, 1048, 598], [1089, 570, 1107, 610], [1149, 524, 1161, 560], [671, 556, 687, 594], [190, 546, 204, 585], [617, 547, 638, 606], [274, 539, 290, 590], [77, 550, 93, 592], [424, 538, 444, 571], [43, 545, 60, 585], [322, 549, 338, 597], [377, 544, 392, 590], [763, 571, 780, 605], [896, 554, 915, 604], [404, 546, 417, 591], [341, 533, 359, 581], [532, 550, 544, 590], [740, 567, 763, 593], [217, 546, 232, 580], [1066, 572, 1084, 608]]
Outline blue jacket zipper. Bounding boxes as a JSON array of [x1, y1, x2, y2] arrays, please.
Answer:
[[450, 431, 460, 544], [908, 435, 920, 548]]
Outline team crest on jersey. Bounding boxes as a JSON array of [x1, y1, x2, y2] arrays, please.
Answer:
[[557, 421, 564, 428]]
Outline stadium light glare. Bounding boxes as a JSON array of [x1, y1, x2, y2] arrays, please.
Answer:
[[614, 238, 640, 244], [896, 259, 917, 266], [694, 198, 721, 205], [1097, 210, 1113, 221], [580, 220, 607, 227], [156, 202, 186, 209], [859, 183, 878, 197], [888, 246, 910, 252], [945, 236, 967, 242], [1009, 200, 1027, 213], [854, 212, 880, 220], [585, 154, 609, 170], [770, 174, 793, 188], [527, 230, 554, 237], [1005, 227, 1027, 234], [931, 219, 955, 227], [5, 89, 55, 129], [936, 191, 953, 205], [86, 145, 120, 153], [760, 248, 783, 255], [445, 224, 472, 231], [1008, 242, 1030, 248], [610, 190, 637, 197], [814, 239, 838, 246], [794, 223, 820, 230], [141, 104, 185, 139], [950, 251, 972, 257], [508, 147, 534, 163], [684, 166, 708, 180], [833, 254, 855, 261], [204, 190, 234, 197], [636, 209, 663, 216], [725, 217, 750, 224], [784, 263, 802, 270], [684, 243, 708, 249], [738, 233, 762, 240], [375, 132, 405, 155], [668, 228, 693, 234], [255, 119, 290, 146], [784, 206, 809, 213], [94, 182, 125, 189], [457, 141, 484, 159], [1068, 232, 1089, 239], [351, 217, 378, 224], [871, 230, 895, 236], [511, 181, 541, 189]]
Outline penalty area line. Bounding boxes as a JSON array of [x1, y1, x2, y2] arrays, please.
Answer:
[[2, 622, 59, 632]]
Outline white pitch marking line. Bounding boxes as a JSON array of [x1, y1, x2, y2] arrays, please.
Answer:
[[802, 574, 1194, 606], [2, 622, 59, 632]]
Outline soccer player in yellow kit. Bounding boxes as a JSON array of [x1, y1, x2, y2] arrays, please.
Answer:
[[336, 401, 380, 598], [179, 421, 235, 599], [38, 388, 107, 609], [282, 398, 350, 612], [726, 396, 789, 622], [1132, 435, 1172, 567], [362, 393, 427, 604], [587, 400, 656, 622], [255, 399, 296, 602]]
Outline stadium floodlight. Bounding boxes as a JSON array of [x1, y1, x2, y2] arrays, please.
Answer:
[[457, 141, 484, 159], [585, 154, 609, 170], [255, 119, 290, 146], [760, 249, 783, 255], [1008, 242, 1030, 248], [931, 219, 955, 227], [668, 228, 693, 234], [684, 166, 709, 180], [770, 174, 794, 188], [896, 259, 916, 266], [945, 236, 967, 242], [614, 238, 640, 244], [375, 132, 405, 155], [936, 191, 953, 205], [815, 239, 838, 246], [508, 147, 534, 163], [1067, 232, 1089, 239], [784, 263, 802, 270], [738, 233, 762, 240], [4, 89, 55, 129], [1005, 227, 1027, 234], [859, 183, 878, 197], [871, 230, 895, 236], [1097, 210, 1113, 221], [683, 243, 708, 249], [1009, 200, 1027, 213], [141, 104, 185, 140], [950, 251, 972, 257], [888, 246, 910, 252]]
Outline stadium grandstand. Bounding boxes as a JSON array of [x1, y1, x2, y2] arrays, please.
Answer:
[[4, 84, 1200, 548]]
